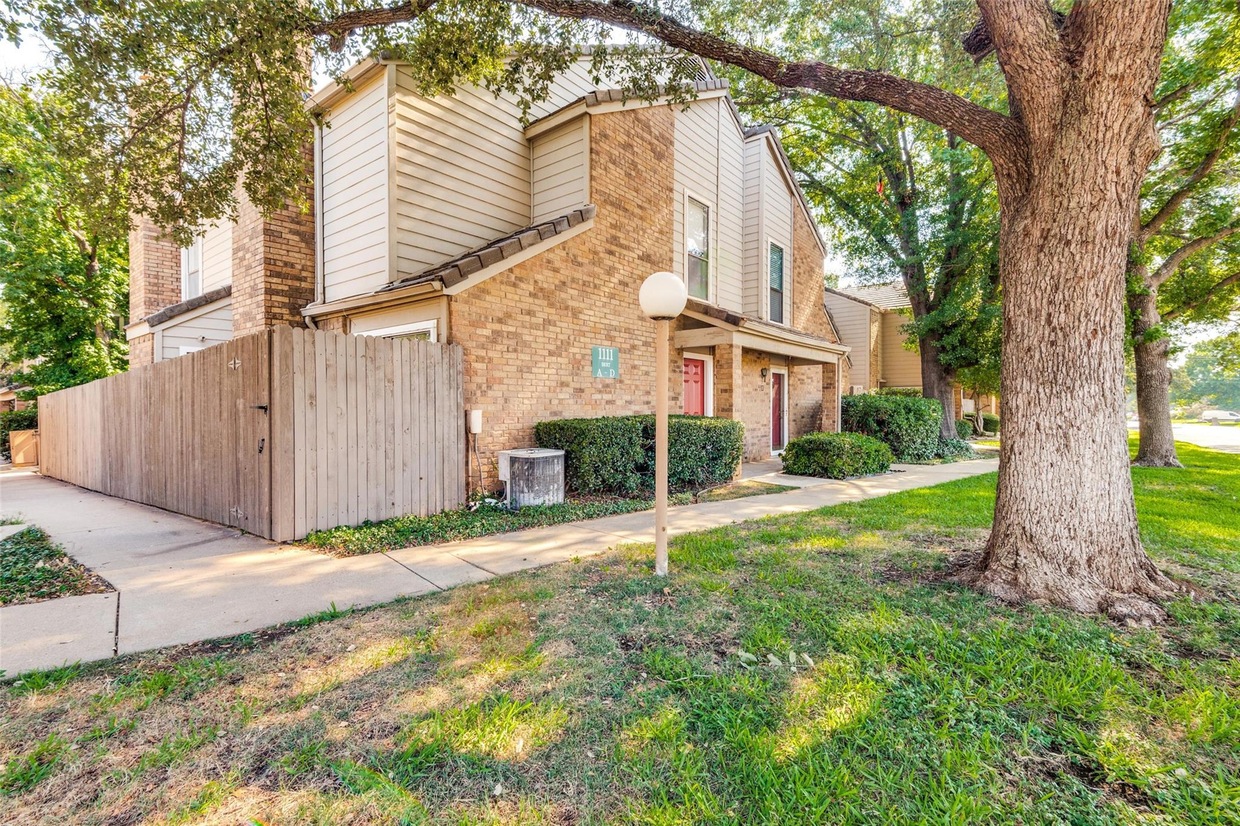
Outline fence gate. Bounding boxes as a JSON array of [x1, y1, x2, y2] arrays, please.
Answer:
[[39, 332, 272, 536], [38, 327, 465, 541]]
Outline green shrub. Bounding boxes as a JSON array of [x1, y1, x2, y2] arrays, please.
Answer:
[[634, 415, 745, 491], [982, 413, 1001, 433], [533, 416, 644, 494], [955, 419, 974, 440], [937, 438, 975, 460], [0, 407, 38, 461], [535, 414, 744, 494], [781, 432, 893, 479], [875, 387, 923, 397], [841, 394, 942, 463]]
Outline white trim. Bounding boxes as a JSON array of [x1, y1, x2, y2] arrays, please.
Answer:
[[314, 120, 325, 304], [681, 351, 714, 417], [766, 236, 788, 326], [523, 87, 730, 139], [352, 318, 438, 342], [125, 320, 151, 341], [181, 240, 203, 301], [683, 190, 714, 304], [770, 365, 789, 455]]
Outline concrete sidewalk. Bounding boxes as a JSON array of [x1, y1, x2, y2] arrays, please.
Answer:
[[0, 458, 996, 675]]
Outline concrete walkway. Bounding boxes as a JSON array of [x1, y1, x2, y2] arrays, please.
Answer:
[[0, 458, 996, 675]]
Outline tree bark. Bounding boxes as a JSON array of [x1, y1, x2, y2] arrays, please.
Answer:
[[918, 330, 960, 440], [1129, 289, 1181, 467], [975, 7, 1179, 623]]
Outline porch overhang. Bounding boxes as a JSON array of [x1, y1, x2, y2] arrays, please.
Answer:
[[676, 300, 850, 366]]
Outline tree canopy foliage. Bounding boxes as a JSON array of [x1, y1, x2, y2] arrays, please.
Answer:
[[0, 83, 129, 395], [717, 0, 1001, 415]]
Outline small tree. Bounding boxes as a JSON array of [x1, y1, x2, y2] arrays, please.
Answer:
[[0, 83, 129, 395], [1127, 0, 1240, 467]]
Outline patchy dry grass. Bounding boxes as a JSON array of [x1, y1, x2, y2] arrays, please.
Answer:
[[0, 442, 1236, 824]]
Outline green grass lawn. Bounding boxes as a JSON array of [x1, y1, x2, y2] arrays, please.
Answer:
[[0, 526, 111, 606], [2, 443, 1237, 824]]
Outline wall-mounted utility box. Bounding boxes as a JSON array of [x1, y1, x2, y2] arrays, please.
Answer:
[[497, 448, 565, 508]]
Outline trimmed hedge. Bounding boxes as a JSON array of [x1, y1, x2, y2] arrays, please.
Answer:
[[0, 408, 38, 461], [535, 414, 744, 494], [955, 419, 974, 440], [532, 416, 644, 494], [781, 432, 893, 479], [982, 413, 1001, 433], [841, 394, 942, 463], [635, 415, 745, 492]]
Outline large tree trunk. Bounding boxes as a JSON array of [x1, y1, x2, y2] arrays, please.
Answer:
[[1129, 289, 1181, 467], [975, 12, 1179, 625], [919, 332, 959, 441]]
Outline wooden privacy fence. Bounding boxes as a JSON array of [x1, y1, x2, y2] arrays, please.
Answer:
[[39, 327, 466, 541]]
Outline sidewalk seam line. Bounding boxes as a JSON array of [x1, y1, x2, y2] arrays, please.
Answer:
[[379, 552, 445, 592], [112, 590, 121, 657]]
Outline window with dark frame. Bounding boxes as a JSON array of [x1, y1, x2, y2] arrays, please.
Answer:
[[769, 242, 785, 323], [686, 198, 710, 300]]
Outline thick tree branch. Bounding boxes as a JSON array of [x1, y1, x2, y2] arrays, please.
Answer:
[[1149, 224, 1240, 288], [502, 0, 1025, 168], [1142, 78, 1240, 242], [974, 0, 1065, 145], [310, 0, 439, 49], [1163, 270, 1240, 321]]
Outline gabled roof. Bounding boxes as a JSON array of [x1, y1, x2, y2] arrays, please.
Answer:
[[380, 205, 597, 292], [825, 282, 909, 311]]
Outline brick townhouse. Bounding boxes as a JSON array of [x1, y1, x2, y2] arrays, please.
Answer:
[[127, 55, 849, 489]]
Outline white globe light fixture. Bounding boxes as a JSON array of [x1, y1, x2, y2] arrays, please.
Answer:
[[639, 271, 687, 577], [639, 271, 688, 321]]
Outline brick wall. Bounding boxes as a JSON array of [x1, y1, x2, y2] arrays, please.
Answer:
[[789, 205, 838, 344], [232, 159, 316, 337], [449, 105, 677, 490], [128, 216, 181, 367], [128, 333, 155, 369]]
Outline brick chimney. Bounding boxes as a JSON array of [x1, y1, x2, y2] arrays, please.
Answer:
[[231, 150, 317, 337]]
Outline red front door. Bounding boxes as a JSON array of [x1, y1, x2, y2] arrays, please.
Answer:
[[771, 372, 786, 451], [683, 358, 706, 416]]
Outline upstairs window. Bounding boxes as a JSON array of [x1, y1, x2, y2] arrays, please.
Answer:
[[769, 242, 785, 323], [181, 240, 202, 300], [686, 197, 710, 300]]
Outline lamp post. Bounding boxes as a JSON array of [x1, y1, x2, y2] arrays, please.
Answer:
[[639, 271, 688, 577]]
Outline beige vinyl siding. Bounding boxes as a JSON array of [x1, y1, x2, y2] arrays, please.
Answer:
[[321, 74, 389, 303], [823, 295, 872, 390], [200, 221, 232, 292], [742, 139, 764, 316], [760, 139, 794, 324], [674, 96, 745, 311], [880, 310, 922, 388], [531, 116, 589, 223], [714, 101, 746, 313], [673, 99, 715, 299], [392, 69, 530, 277], [157, 302, 233, 362]]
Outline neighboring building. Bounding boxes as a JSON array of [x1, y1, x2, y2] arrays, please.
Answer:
[[128, 56, 849, 489], [824, 282, 997, 419]]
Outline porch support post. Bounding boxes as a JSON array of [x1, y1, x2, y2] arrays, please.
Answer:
[[822, 359, 842, 433], [712, 343, 744, 478]]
